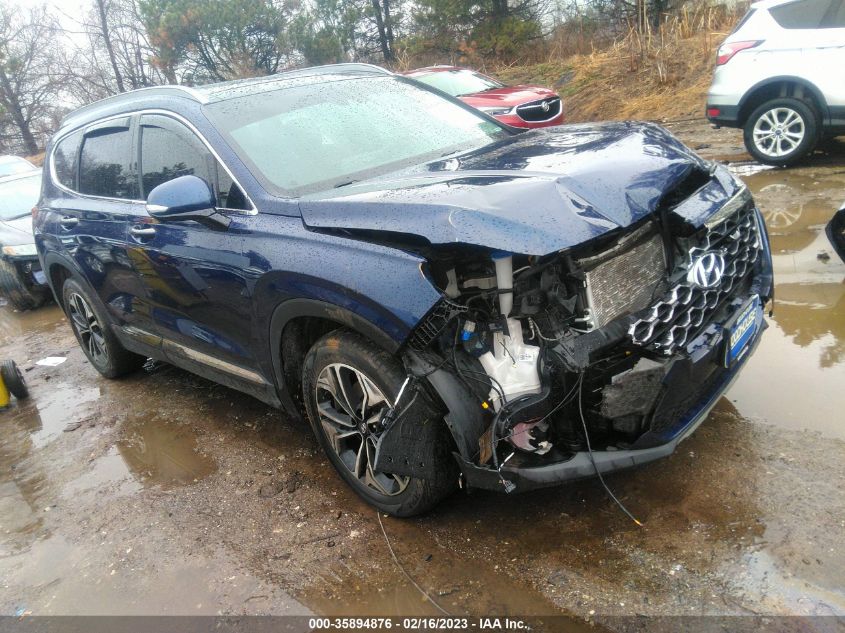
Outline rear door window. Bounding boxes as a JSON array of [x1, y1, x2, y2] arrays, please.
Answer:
[[139, 114, 250, 210], [770, 0, 838, 28], [79, 122, 135, 199]]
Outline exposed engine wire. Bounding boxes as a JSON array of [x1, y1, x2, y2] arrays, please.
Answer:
[[377, 512, 452, 616], [576, 374, 644, 527]]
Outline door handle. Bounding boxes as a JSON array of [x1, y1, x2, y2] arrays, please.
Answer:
[[59, 216, 79, 229], [130, 225, 157, 239]]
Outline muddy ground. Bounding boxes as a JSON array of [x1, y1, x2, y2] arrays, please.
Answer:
[[1, 121, 843, 630]]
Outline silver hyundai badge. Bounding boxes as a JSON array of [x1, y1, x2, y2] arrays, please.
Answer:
[[687, 250, 726, 288]]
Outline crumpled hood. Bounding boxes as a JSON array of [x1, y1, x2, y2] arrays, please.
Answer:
[[299, 122, 737, 255], [0, 215, 35, 247]]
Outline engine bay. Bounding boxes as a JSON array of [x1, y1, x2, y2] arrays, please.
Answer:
[[398, 194, 767, 479]]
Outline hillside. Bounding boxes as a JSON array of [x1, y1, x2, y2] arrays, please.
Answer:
[[496, 7, 740, 123]]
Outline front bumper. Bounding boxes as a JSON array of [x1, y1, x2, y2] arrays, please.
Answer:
[[458, 315, 764, 493]]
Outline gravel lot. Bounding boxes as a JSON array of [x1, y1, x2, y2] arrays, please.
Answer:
[[1, 122, 843, 630]]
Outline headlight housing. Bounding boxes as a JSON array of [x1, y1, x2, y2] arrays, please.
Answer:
[[2, 243, 38, 257], [478, 106, 513, 116]]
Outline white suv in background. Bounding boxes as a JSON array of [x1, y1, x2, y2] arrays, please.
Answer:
[[706, 0, 845, 165]]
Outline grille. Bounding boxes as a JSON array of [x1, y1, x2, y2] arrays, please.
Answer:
[[629, 202, 760, 355], [516, 97, 561, 122], [581, 228, 667, 328]]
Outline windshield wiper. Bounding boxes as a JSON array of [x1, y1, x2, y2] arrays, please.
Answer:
[[333, 179, 359, 189]]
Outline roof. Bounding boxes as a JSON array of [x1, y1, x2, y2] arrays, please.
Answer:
[[402, 65, 465, 76], [750, 0, 798, 9], [60, 63, 393, 128]]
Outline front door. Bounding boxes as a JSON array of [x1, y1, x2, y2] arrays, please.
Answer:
[[123, 113, 261, 379]]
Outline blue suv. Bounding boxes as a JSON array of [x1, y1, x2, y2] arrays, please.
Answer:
[[35, 64, 773, 516]]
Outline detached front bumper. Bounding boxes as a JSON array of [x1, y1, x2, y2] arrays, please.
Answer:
[[458, 296, 768, 494]]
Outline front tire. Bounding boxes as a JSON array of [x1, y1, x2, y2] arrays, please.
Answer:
[[62, 277, 145, 378], [302, 330, 456, 517], [0, 259, 47, 311], [743, 98, 819, 166]]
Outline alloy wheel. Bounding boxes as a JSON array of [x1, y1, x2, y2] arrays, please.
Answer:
[[67, 292, 108, 364], [752, 107, 805, 158], [315, 363, 409, 497]]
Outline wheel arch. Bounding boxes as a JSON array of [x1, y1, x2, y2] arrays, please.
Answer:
[[42, 252, 79, 309], [269, 298, 402, 415], [738, 77, 829, 126]]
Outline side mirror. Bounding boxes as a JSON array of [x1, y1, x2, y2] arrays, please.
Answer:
[[146, 175, 231, 230], [825, 203, 845, 263]]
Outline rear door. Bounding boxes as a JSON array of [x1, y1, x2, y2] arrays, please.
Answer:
[[767, 0, 845, 103], [122, 112, 261, 378]]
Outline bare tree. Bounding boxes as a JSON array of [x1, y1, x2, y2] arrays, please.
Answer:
[[0, 3, 61, 155]]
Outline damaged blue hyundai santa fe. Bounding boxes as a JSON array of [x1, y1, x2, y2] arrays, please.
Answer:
[[35, 63, 773, 516]]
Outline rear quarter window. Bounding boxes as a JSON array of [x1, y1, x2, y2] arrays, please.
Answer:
[[52, 130, 83, 191], [770, 0, 840, 28], [822, 0, 845, 25], [79, 127, 135, 199]]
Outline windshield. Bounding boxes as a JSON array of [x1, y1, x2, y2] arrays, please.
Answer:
[[412, 70, 502, 97], [204, 76, 509, 196], [0, 172, 41, 220], [0, 156, 35, 178]]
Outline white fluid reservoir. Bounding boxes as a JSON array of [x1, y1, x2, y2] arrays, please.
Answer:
[[478, 318, 541, 411]]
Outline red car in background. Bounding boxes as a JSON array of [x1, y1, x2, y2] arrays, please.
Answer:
[[402, 66, 564, 129]]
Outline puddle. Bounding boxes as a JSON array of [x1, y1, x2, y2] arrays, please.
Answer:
[[301, 518, 597, 632], [0, 408, 53, 551], [114, 416, 216, 487], [63, 447, 143, 499], [0, 304, 66, 347], [28, 385, 101, 448], [726, 165, 845, 440]]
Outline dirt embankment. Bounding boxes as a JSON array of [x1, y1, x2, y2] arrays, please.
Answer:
[[497, 8, 741, 123]]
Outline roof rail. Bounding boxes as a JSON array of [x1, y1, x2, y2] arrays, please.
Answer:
[[276, 62, 393, 78], [60, 85, 205, 128]]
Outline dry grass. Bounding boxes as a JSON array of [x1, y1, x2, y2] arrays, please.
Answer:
[[25, 152, 45, 167], [496, 6, 744, 123]]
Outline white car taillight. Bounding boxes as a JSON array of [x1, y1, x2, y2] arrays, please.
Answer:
[[717, 40, 763, 65]]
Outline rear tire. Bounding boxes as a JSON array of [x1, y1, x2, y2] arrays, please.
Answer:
[[1, 360, 28, 399], [0, 259, 46, 311], [61, 277, 146, 378], [743, 98, 819, 166], [302, 330, 457, 517]]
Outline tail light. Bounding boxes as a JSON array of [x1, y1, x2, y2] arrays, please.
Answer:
[[717, 40, 762, 65]]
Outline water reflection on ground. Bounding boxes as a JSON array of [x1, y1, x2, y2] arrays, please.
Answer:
[[728, 164, 845, 439]]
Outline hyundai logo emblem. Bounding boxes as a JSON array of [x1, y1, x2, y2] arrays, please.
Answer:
[[541, 100, 550, 113], [687, 250, 726, 288]]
